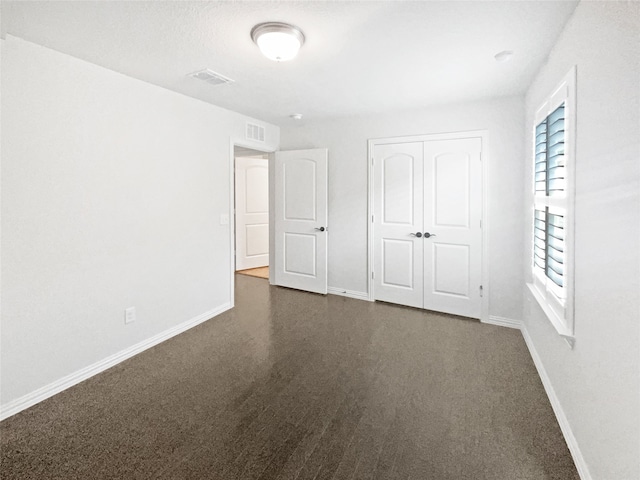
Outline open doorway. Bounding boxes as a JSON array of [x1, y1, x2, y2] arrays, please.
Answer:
[[233, 145, 270, 280], [229, 143, 329, 304]]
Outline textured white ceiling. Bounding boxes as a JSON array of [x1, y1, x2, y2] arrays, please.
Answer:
[[2, 1, 578, 126]]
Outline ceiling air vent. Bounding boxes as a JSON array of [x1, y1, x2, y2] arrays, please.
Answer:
[[188, 69, 234, 86], [246, 122, 265, 142]]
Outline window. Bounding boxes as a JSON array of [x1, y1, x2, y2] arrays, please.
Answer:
[[528, 66, 576, 341]]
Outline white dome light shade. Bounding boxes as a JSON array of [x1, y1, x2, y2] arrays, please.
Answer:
[[257, 32, 300, 61], [251, 22, 305, 62]]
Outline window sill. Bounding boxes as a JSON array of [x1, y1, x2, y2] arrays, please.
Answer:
[[527, 283, 575, 348]]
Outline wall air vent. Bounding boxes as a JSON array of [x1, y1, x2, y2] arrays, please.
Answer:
[[188, 69, 234, 86], [246, 122, 266, 142]]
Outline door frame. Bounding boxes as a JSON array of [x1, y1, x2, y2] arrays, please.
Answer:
[[367, 130, 489, 322], [229, 139, 275, 308]]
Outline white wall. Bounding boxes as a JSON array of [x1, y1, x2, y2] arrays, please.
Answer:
[[522, 2, 639, 479], [280, 96, 525, 321], [0, 36, 279, 410]]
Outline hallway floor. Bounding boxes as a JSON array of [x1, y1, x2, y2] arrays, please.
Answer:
[[0, 275, 578, 479], [237, 266, 269, 279]]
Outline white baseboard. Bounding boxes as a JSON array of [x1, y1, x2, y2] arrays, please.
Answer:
[[483, 315, 522, 329], [0, 303, 231, 421], [327, 287, 370, 301], [520, 325, 592, 480]]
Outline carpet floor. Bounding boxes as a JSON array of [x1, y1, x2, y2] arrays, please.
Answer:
[[0, 275, 579, 479]]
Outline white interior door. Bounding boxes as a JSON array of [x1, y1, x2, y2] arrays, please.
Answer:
[[423, 138, 482, 318], [235, 157, 269, 270], [372, 135, 483, 319], [373, 142, 424, 308], [274, 148, 328, 294]]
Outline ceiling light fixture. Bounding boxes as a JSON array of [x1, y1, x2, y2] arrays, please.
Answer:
[[290, 114, 303, 120], [494, 50, 514, 63], [251, 22, 305, 62]]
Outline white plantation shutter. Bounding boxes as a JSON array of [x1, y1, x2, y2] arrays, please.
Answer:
[[547, 105, 566, 195], [533, 209, 546, 273], [534, 102, 567, 290], [546, 212, 565, 288], [530, 67, 576, 340], [534, 122, 547, 193]]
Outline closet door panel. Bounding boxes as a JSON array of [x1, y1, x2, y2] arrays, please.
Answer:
[[373, 142, 424, 308], [423, 138, 482, 319]]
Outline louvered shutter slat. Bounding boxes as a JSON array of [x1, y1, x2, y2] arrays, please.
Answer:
[[547, 104, 566, 196]]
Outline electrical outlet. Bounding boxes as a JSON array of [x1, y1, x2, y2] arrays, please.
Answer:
[[124, 307, 136, 324]]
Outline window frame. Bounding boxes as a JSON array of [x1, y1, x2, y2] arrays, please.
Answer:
[[528, 66, 577, 342]]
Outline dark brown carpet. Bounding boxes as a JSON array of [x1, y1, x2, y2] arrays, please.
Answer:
[[0, 275, 578, 479]]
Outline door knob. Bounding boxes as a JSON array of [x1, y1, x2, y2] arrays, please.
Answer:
[[315, 226, 326, 232], [424, 232, 436, 238], [410, 232, 423, 238]]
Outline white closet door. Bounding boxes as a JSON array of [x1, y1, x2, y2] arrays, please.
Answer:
[[274, 148, 328, 294], [373, 142, 424, 308], [423, 138, 482, 318], [235, 157, 269, 270]]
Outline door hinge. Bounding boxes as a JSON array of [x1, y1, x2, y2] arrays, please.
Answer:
[[372, 214, 374, 223], [371, 157, 374, 165], [479, 285, 484, 297], [372, 271, 375, 279]]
